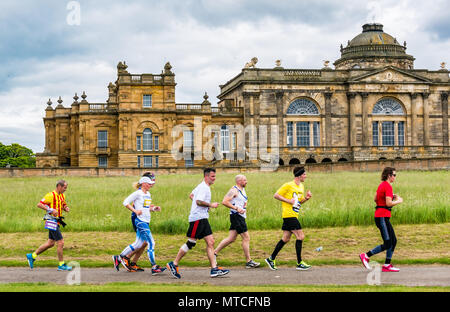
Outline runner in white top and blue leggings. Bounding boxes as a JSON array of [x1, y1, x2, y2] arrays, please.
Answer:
[[112, 176, 166, 275]]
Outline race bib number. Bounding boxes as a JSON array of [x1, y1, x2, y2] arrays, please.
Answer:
[[45, 220, 58, 231], [144, 198, 152, 209], [292, 193, 301, 213]]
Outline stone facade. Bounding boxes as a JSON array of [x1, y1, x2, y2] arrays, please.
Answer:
[[36, 24, 449, 168]]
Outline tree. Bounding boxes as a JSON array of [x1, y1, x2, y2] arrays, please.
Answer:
[[0, 142, 36, 168]]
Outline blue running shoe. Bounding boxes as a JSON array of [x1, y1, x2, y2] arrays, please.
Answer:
[[57, 263, 73, 271], [166, 261, 181, 279], [26, 253, 35, 269], [151, 265, 167, 276], [210, 267, 230, 278]]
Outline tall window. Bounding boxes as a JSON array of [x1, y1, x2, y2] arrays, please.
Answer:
[[287, 122, 293, 146], [296, 122, 310, 146], [372, 121, 379, 146], [143, 94, 152, 108], [97, 130, 107, 148], [398, 121, 405, 146], [154, 136, 159, 151], [144, 156, 153, 168], [136, 136, 141, 151], [155, 156, 159, 168], [382, 122, 395, 146], [143, 128, 153, 151], [220, 125, 230, 153], [313, 122, 320, 146], [183, 130, 194, 152], [98, 156, 107, 168], [137, 156, 141, 168]]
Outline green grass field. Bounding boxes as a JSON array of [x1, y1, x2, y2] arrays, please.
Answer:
[[0, 171, 449, 233]]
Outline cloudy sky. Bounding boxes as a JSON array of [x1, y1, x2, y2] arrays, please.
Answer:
[[0, 0, 448, 153]]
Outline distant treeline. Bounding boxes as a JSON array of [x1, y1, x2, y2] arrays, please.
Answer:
[[0, 142, 35, 168]]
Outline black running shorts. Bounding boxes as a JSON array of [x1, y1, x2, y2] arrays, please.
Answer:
[[48, 227, 63, 241], [186, 218, 213, 239], [282, 217, 302, 231], [229, 213, 248, 234]]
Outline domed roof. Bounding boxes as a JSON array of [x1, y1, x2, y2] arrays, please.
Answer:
[[334, 23, 415, 69], [349, 24, 401, 47]]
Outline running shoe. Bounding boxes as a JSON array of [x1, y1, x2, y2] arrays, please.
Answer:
[[120, 255, 134, 272], [382, 264, 400, 272], [57, 263, 73, 271], [26, 253, 35, 269], [245, 259, 260, 268], [296, 261, 311, 271], [130, 262, 144, 272], [359, 253, 371, 270], [151, 265, 167, 275], [112, 255, 120, 271], [166, 261, 181, 279], [210, 267, 230, 277], [265, 257, 277, 270]]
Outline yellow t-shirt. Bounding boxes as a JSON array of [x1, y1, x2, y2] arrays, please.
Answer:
[[40, 191, 67, 218], [276, 181, 305, 218]]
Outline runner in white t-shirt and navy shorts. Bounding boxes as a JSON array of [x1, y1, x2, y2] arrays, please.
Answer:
[[167, 168, 230, 279]]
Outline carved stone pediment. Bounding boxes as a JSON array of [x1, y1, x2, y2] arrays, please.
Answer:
[[350, 66, 431, 83]]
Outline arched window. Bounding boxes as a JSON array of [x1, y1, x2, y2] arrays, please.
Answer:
[[287, 98, 319, 115], [372, 98, 406, 146], [143, 128, 153, 151], [372, 98, 404, 115]]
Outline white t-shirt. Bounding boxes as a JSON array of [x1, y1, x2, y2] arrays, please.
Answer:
[[188, 181, 211, 222], [123, 189, 152, 223]]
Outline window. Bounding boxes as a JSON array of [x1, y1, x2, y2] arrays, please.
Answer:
[[154, 136, 159, 151], [136, 136, 141, 151], [185, 159, 194, 167], [137, 156, 141, 168], [313, 122, 320, 146], [144, 156, 152, 168], [372, 98, 404, 115], [143, 128, 153, 151], [155, 156, 159, 168], [296, 122, 310, 146], [398, 121, 405, 146], [98, 130, 107, 148], [220, 125, 230, 153], [382, 122, 395, 146], [143, 94, 152, 108], [183, 130, 194, 152], [98, 156, 107, 168], [231, 132, 237, 150], [372, 121, 379, 146], [287, 122, 293, 146], [287, 98, 319, 115]]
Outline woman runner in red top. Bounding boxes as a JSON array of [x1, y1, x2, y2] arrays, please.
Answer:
[[359, 167, 403, 272]]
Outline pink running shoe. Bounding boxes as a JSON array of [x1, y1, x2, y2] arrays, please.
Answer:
[[382, 264, 400, 272], [359, 253, 371, 270]]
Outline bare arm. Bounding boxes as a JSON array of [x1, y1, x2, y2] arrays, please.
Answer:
[[37, 202, 57, 217], [385, 195, 403, 207], [274, 193, 295, 205], [222, 188, 244, 213]]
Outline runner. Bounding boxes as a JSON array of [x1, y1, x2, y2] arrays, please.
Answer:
[[360, 167, 403, 272], [26, 180, 72, 271], [112, 175, 166, 275], [265, 166, 312, 271], [214, 174, 260, 268], [166, 168, 230, 278], [117, 171, 154, 272]]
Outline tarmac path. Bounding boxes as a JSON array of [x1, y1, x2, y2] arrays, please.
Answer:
[[1, 265, 449, 287]]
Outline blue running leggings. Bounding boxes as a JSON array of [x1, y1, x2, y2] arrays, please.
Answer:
[[369, 217, 397, 262], [121, 219, 156, 266]]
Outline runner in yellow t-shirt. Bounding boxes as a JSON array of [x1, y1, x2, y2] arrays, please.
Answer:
[[26, 180, 72, 271], [265, 166, 312, 271]]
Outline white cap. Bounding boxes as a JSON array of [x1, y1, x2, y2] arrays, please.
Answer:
[[139, 176, 155, 185]]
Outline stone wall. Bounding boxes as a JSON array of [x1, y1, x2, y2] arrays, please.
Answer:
[[2, 158, 448, 178]]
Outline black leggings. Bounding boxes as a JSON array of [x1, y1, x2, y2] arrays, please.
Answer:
[[370, 217, 397, 260]]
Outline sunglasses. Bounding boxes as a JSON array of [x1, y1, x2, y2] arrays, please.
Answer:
[[391, 174, 396, 177]]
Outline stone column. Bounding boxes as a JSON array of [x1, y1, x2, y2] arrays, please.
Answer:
[[346, 92, 357, 147], [441, 92, 449, 146], [360, 92, 369, 146], [324, 92, 333, 147], [410, 93, 419, 146], [423, 93, 430, 146], [275, 91, 284, 148]]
